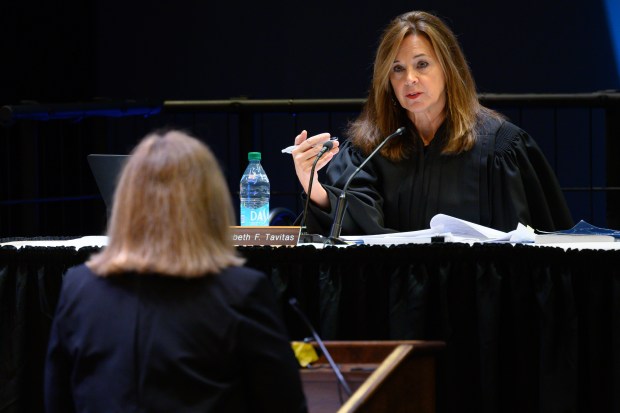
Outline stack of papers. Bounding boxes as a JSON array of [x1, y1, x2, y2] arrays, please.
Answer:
[[341, 214, 535, 245]]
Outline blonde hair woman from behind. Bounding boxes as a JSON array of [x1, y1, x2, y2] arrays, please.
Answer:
[[88, 128, 244, 277], [45, 129, 307, 413]]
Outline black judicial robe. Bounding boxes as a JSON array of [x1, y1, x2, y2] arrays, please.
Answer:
[[306, 114, 574, 235]]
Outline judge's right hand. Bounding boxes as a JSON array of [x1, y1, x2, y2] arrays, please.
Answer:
[[291, 130, 339, 209]]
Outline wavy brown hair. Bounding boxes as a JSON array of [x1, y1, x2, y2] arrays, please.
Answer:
[[347, 10, 500, 160], [87, 129, 244, 277]]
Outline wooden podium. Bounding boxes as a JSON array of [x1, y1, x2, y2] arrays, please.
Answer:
[[300, 340, 445, 413]]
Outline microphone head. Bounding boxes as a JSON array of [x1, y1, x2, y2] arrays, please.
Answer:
[[396, 126, 405, 135], [322, 140, 334, 150]]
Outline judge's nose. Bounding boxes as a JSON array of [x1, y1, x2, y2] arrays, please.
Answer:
[[405, 70, 418, 86]]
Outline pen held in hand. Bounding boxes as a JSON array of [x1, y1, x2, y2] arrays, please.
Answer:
[[281, 137, 339, 154]]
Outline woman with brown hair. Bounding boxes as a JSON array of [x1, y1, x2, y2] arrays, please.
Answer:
[[45, 129, 307, 412], [291, 10, 573, 235]]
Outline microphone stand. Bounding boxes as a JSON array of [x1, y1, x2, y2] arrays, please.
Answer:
[[299, 141, 333, 244], [288, 298, 353, 399], [325, 127, 405, 245]]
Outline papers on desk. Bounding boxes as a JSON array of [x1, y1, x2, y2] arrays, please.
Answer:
[[338, 214, 620, 249], [340, 214, 536, 245], [534, 220, 620, 244], [0, 236, 108, 250]]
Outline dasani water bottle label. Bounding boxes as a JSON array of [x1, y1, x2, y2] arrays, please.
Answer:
[[240, 203, 269, 226]]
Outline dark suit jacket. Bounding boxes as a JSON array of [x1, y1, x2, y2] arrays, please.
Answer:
[[44, 264, 307, 413]]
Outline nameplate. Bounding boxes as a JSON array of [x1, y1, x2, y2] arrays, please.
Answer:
[[231, 226, 301, 246]]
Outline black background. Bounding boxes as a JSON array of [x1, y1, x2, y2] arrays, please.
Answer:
[[2, 0, 618, 104]]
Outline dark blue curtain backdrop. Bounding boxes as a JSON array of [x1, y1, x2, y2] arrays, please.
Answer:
[[1, 0, 618, 104]]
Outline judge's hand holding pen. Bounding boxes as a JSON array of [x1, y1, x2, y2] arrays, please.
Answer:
[[291, 130, 339, 209]]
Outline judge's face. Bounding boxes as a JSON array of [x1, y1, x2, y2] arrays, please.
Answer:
[[389, 34, 446, 124]]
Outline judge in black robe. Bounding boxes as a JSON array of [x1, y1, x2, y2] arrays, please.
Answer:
[[305, 113, 574, 235], [291, 11, 573, 237]]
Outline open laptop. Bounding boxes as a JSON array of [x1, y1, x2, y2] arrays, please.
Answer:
[[87, 154, 130, 214]]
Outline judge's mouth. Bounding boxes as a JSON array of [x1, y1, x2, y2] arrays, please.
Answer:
[[406, 92, 422, 100]]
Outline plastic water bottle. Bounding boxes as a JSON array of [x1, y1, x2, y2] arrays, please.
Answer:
[[240, 152, 270, 226]]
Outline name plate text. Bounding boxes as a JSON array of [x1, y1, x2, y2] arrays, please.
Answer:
[[231, 226, 301, 246]]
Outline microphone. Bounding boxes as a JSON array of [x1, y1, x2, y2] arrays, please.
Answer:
[[288, 297, 353, 399], [299, 140, 334, 244], [325, 127, 405, 245]]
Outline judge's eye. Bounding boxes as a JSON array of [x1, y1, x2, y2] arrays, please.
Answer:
[[392, 65, 405, 73], [417, 61, 429, 69]]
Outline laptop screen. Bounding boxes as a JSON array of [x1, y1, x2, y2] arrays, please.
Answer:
[[87, 154, 130, 213]]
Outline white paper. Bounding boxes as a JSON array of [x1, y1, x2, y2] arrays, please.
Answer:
[[338, 214, 536, 245], [0, 236, 109, 249], [429, 214, 506, 239]]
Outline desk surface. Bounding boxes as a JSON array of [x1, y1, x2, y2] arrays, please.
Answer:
[[2, 235, 620, 250]]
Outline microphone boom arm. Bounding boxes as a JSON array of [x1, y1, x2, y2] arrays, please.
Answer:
[[326, 127, 405, 244], [299, 141, 333, 243], [289, 298, 353, 397]]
